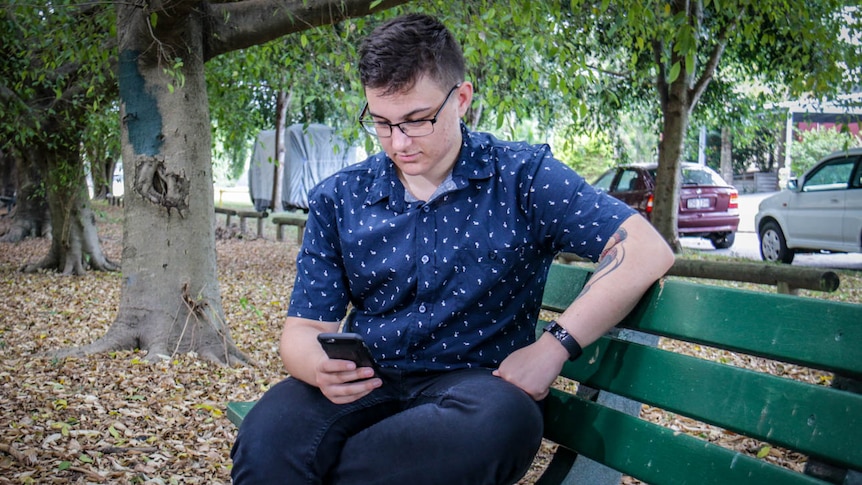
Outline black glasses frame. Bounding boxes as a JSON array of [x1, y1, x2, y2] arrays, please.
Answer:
[[358, 83, 461, 138]]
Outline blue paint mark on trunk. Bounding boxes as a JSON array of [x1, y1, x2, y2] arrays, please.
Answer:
[[119, 50, 162, 156]]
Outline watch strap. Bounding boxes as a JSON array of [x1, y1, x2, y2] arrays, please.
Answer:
[[543, 320, 583, 361]]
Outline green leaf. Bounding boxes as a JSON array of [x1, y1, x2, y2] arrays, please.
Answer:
[[685, 52, 695, 75], [301, 34, 308, 48], [756, 445, 771, 459], [668, 62, 681, 83], [369, 0, 383, 9], [58, 461, 72, 471], [150, 12, 157, 29], [79, 454, 94, 463]]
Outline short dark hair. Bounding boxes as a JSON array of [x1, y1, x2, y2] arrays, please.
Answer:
[[359, 13, 465, 95]]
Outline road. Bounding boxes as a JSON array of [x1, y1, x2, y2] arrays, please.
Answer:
[[679, 192, 862, 271]]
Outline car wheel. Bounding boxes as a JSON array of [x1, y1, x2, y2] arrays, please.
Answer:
[[759, 222, 794, 264], [710, 232, 735, 249]]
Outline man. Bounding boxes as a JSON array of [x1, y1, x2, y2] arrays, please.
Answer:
[[231, 13, 674, 485]]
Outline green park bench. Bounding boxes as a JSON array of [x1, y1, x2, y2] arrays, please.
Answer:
[[226, 262, 862, 484], [271, 212, 308, 244]]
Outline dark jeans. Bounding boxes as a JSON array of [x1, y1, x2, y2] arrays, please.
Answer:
[[230, 367, 544, 485]]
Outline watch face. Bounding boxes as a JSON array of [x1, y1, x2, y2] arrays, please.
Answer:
[[549, 322, 566, 339]]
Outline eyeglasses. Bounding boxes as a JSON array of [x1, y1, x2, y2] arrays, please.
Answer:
[[358, 84, 461, 138]]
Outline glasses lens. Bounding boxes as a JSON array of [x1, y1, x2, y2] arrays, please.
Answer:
[[361, 121, 391, 137], [399, 120, 434, 137]]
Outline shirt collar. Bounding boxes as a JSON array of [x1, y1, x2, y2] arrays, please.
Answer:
[[365, 123, 495, 212]]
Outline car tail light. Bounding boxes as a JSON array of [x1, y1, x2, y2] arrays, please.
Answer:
[[729, 191, 738, 209], [646, 194, 654, 214]]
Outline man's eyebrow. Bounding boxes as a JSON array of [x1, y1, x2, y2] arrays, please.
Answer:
[[368, 105, 433, 122]]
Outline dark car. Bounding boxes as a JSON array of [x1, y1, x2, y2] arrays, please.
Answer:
[[593, 163, 740, 248]]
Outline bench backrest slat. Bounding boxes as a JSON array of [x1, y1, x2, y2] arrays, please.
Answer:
[[556, 336, 862, 469], [542, 264, 862, 377], [544, 390, 828, 485], [624, 279, 862, 377]]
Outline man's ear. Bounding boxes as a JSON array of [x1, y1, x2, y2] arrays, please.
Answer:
[[456, 82, 474, 116]]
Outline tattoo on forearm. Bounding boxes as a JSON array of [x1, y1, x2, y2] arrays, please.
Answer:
[[579, 228, 628, 297]]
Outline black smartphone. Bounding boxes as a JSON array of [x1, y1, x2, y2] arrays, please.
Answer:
[[317, 332, 378, 370]]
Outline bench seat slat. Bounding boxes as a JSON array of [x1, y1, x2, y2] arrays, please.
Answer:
[[544, 390, 829, 485], [227, 401, 256, 428], [558, 337, 862, 469]]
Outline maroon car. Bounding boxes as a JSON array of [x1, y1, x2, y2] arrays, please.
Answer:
[[593, 163, 739, 249]]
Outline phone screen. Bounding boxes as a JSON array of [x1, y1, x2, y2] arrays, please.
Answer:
[[317, 333, 378, 370]]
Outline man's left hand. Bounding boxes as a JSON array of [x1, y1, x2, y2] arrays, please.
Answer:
[[492, 334, 569, 400]]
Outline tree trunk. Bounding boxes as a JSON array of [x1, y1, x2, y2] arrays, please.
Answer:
[[13, 138, 120, 274], [653, 78, 688, 253], [0, 148, 50, 243], [91, 156, 118, 200], [55, 3, 248, 365], [272, 89, 290, 211], [720, 127, 733, 184]]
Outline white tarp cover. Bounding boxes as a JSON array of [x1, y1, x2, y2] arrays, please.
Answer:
[[248, 124, 357, 211]]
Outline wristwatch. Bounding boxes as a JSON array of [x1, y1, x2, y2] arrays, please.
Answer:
[[543, 321, 583, 361]]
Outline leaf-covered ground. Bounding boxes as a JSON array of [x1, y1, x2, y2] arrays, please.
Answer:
[[0, 202, 857, 484]]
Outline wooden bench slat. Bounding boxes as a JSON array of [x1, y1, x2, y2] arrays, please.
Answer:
[[541, 264, 591, 312], [544, 390, 828, 485], [622, 279, 862, 377], [543, 265, 862, 378], [558, 337, 862, 468]]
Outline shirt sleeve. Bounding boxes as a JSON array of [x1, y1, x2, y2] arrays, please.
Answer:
[[287, 181, 351, 322], [523, 146, 636, 261]]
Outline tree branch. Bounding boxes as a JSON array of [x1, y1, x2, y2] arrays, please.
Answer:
[[653, 39, 669, 112], [203, 0, 413, 61], [688, 9, 743, 113]]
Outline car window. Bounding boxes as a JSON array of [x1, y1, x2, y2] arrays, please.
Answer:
[[593, 170, 617, 191], [681, 165, 727, 186], [802, 158, 856, 192], [617, 169, 641, 192]]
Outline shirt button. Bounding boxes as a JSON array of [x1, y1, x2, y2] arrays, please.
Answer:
[[421, 255, 430, 264], [422, 205, 431, 213], [418, 304, 427, 313]]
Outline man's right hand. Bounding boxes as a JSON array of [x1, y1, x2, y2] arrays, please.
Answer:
[[314, 357, 382, 404]]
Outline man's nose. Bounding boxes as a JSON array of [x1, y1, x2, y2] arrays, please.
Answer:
[[390, 126, 412, 149]]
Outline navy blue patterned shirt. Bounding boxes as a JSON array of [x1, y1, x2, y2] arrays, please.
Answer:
[[288, 124, 635, 372]]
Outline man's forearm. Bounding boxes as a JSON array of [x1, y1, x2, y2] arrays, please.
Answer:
[[279, 317, 340, 386], [555, 215, 674, 348]]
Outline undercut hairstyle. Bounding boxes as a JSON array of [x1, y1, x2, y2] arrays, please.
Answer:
[[359, 13, 466, 95]]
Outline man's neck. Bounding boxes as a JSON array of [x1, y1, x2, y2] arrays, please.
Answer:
[[400, 169, 452, 202]]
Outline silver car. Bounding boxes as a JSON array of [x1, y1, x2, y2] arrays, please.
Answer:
[[755, 148, 862, 263]]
